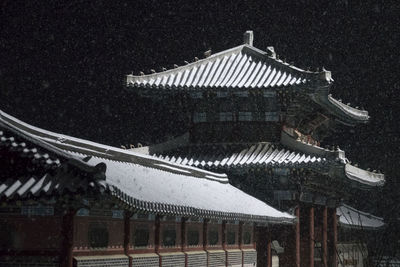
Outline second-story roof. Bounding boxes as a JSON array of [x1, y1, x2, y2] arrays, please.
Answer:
[[126, 31, 369, 125]]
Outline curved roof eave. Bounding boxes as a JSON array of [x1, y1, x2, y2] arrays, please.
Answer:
[[310, 92, 369, 125], [0, 109, 295, 224]]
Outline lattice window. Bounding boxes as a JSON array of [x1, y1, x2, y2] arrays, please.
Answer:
[[133, 227, 149, 248], [265, 111, 279, 121], [243, 231, 252, 245], [193, 112, 207, 123], [238, 112, 252, 121], [208, 227, 219, 246], [162, 225, 176, 247], [88, 223, 109, 248], [187, 227, 200, 246], [227, 231, 236, 245], [219, 112, 233, 121]]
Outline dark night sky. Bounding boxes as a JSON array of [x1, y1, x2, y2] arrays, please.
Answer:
[[0, 1, 399, 225]]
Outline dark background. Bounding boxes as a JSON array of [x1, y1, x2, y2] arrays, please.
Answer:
[[1, 0, 399, 250]]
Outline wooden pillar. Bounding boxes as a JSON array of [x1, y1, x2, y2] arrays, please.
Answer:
[[181, 218, 187, 267], [203, 219, 209, 250], [222, 221, 227, 267], [181, 217, 187, 251], [322, 207, 328, 267], [332, 208, 338, 267], [309, 206, 315, 267], [203, 219, 209, 267], [124, 211, 132, 267], [267, 229, 272, 267], [155, 215, 161, 254], [238, 222, 243, 249], [222, 221, 227, 250], [239, 222, 244, 266], [60, 209, 75, 267], [328, 208, 338, 267], [295, 205, 301, 267]]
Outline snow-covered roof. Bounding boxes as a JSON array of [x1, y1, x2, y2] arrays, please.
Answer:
[[126, 31, 369, 125], [156, 142, 328, 171], [0, 109, 294, 224], [127, 44, 318, 90], [337, 204, 384, 230]]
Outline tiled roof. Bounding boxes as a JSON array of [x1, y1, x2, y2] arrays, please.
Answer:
[[155, 143, 328, 171], [0, 110, 294, 224], [154, 137, 385, 188], [337, 204, 384, 230], [127, 45, 329, 91], [126, 32, 369, 125]]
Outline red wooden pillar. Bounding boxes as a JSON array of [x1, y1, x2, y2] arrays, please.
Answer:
[[239, 222, 244, 266], [322, 207, 328, 267], [266, 229, 272, 267], [60, 209, 75, 267], [295, 205, 301, 267], [309, 206, 315, 267], [222, 221, 227, 267], [331, 208, 338, 267], [181, 218, 187, 267], [203, 219, 209, 267], [124, 211, 132, 267], [203, 219, 209, 250], [155, 215, 161, 254]]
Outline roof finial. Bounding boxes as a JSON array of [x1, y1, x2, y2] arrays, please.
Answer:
[[204, 49, 212, 58], [243, 30, 254, 46]]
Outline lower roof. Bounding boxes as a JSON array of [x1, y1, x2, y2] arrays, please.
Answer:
[[337, 204, 384, 230], [0, 109, 294, 224]]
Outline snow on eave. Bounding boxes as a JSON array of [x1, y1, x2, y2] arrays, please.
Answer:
[[0, 109, 228, 183], [345, 163, 385, 187], [337, 204, 385, 230]]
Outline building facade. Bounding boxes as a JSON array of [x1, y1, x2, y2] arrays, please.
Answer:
[[126, 31, 385, 267], [0, 109, 294, 267]]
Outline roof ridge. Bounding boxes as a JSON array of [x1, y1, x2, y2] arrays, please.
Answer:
[[128, 45, 245, 79]]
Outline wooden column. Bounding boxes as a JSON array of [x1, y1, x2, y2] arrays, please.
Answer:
[[203, 219, 209, 250], [267, 229, 272, 267], [154, 215, 161, 254], [238, 222, 243, 250], [181, 217, 187, 251], [332, 208, 338, 267], [322, 207, 328, 267], [181, 217, 187, 267], [295, 205, 301, 267], [124, 211, 132, 267], [222, 221, 227, 250], [309, 206, 315, 267], [60, 209, 75, 267], [222, 221, 228, 267], [203, 219, 209, 267]]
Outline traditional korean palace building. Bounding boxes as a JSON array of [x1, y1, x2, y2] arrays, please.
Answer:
[[0, 109, 295, 267], [125, 31, 386, 267], [0, 31, 385, 267]]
